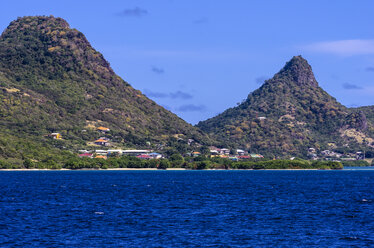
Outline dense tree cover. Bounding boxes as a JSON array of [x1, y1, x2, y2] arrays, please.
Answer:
[[197, 56, 374, 158], [0, 155, 343, 170], [0, 16, 211, 162], [0, 16, 373, 163], [0, 131, 76, 167], [341, 160, 370, 167]]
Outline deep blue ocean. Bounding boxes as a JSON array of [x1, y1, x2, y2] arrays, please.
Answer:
[[1, 170, 374, 247]]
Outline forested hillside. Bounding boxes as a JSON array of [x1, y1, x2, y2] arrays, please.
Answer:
[[197, 56, 374, 157], [0, 16, 373, 164], [0, 16, 210, 165]]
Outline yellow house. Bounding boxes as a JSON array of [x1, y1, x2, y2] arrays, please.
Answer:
[[51, 133, 62, 139]]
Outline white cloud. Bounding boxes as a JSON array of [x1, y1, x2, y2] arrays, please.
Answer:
[[303, 39, 374, 56]]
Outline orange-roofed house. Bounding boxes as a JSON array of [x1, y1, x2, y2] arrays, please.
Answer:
[[95, 155, 107, 159], [97, 126, 110, 132], [94, 139, 108, 146], [192, 151, 201, 157]]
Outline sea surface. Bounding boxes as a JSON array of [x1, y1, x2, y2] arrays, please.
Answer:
[[1, 170, 374, 247]]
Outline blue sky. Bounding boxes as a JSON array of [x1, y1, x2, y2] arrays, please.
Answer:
[[1, 0, 374, 124]]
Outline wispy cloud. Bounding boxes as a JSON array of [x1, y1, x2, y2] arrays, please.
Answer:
[[176, 104, 207, 112], [194, 17, 208, 24], [303, 39, 374, 56], [143, 89, 193, 100], [366, 67, 374, 72], [117, 7, 148, 17], [151, 66, 164, 74], [342, 83, 363, 90], [169, 91, 193, 99]]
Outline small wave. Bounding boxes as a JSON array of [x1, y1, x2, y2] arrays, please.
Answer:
[[95, 211, 104, 215], [340, 236, 359, 241]]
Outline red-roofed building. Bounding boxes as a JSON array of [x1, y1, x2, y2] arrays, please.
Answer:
[[78, 153, 93, 158], [238, 155, 251, 160], [137, 154, 151, 159]]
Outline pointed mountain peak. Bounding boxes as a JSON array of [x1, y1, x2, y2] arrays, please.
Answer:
[[276, 55, 318, 87], [0, 15, 209, 150], [2, 16, 70, 37], [0, 15, 114, 80]]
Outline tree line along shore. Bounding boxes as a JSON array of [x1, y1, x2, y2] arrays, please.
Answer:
[[0, 155, 343, 170]]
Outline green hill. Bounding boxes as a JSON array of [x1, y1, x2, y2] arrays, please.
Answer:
[[0, 16, 373, 164], [197, 56, 374, 157], [0, 16, 210, 165]]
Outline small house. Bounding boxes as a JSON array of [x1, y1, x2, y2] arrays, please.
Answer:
[[250, 154, 264, 158], [209, 146, 219, 155], [97, 126, 110, 133], [210, 149, 219, 154], [107, 150, 123, 157], [192, 151, 201, 157], [149, 153, 162, 159], [122, 150, 151, 156], [220, 148, 230, 155], [229, 157, 239, 161], [308, 148, 316, 153], [238, 155, 251, 160], [78, 150, 91, 154], [236, 149, 246, 156], [95, 150, 108, 156], [51, 133, 62, 139], [94, 139, 109, 146]]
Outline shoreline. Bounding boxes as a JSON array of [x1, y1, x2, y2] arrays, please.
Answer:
[[0, 168, 343, 171]]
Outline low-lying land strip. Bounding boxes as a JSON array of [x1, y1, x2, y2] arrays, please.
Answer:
[[0, 157, 343, 170]]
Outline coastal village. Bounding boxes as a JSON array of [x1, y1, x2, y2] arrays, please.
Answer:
[[49, 125, 369, 163], [49, 126, 265, 161]]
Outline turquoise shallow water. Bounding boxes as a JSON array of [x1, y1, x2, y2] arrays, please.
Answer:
[[0, 170, 374, 247]]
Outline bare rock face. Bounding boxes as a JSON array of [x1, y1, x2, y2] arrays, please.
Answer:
[[346, 111, 368, 131], [277, 55, 319, 88]]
